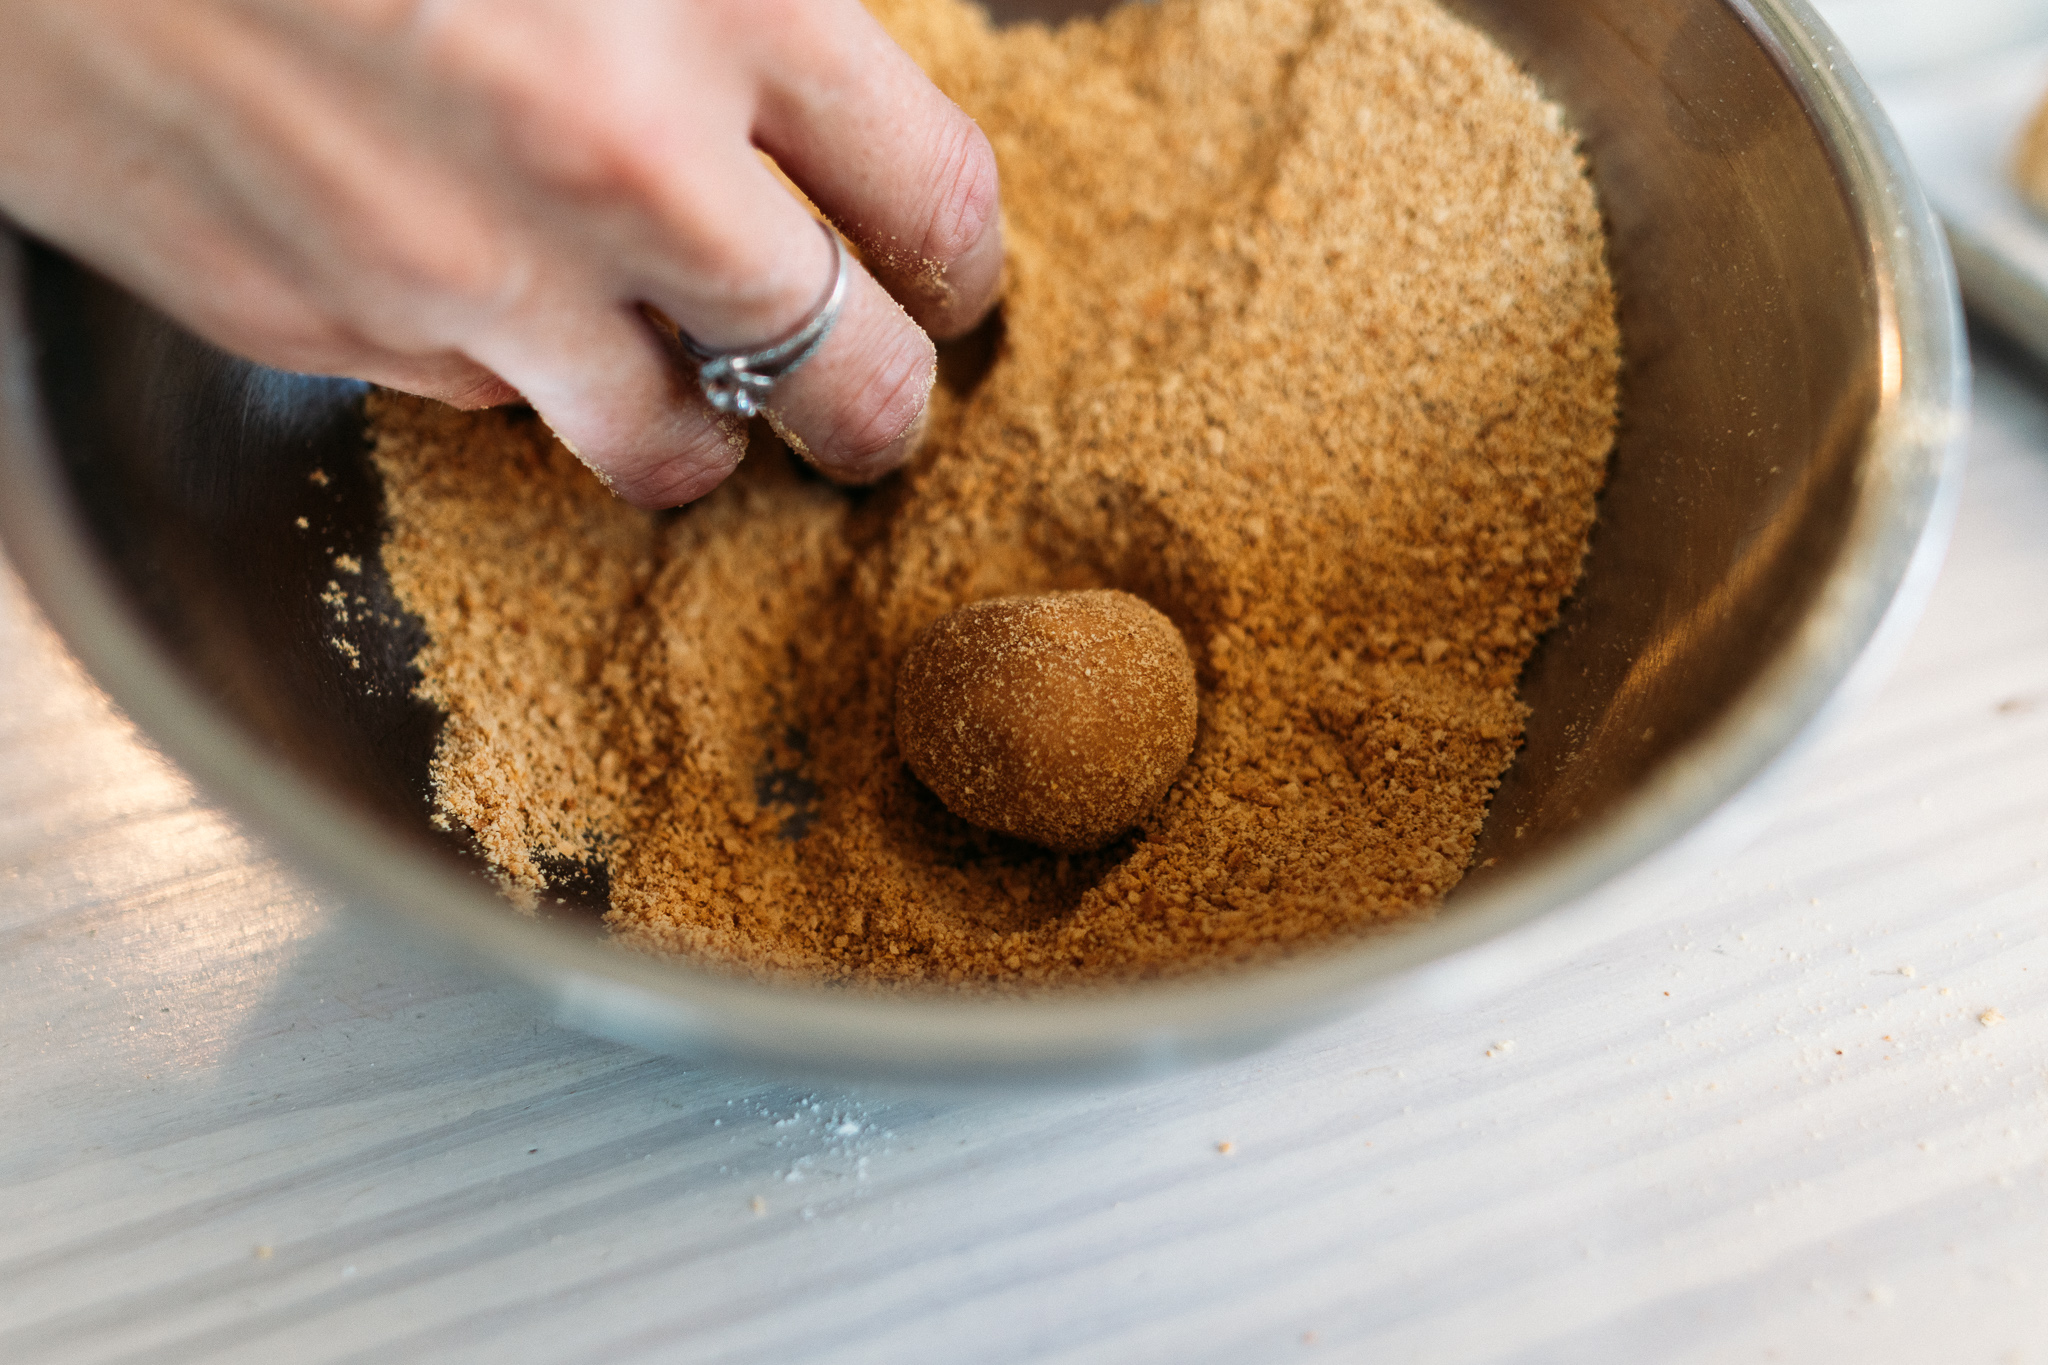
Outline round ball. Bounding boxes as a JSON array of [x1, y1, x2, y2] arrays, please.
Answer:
[[894, 589, 1198, 853]]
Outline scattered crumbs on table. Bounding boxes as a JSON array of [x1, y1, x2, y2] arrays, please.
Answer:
[[1487, 1040, 1517, 1058], [1216, 1141, 1236, 1156], [1981, 1008, 2007, 1027], [308, 467, 330, 487], [293, 516, 309, 530], [335, 553, 363, 575], [1899, 964, 1916, 977], [330, 637, 361, 669]]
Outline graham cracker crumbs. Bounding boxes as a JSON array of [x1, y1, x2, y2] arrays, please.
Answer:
[[1981, 1009, 2006, 1028], [367, 0, 1618, 991], [335, 554, 363, 575], [308, 467, 330, 488]]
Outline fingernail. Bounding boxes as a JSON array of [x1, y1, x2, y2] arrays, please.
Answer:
[[897, 399, 932, 460], [765, 354, 934, 486], [775, 399, 927, 486], [846, 379, 934, 484], [928, 213, 1007, 342]]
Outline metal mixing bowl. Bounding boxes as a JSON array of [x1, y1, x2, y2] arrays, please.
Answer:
[[0, 0, 1969, 1081]]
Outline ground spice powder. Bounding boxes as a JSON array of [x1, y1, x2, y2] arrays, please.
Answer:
[[369, 0, 1620, 990]]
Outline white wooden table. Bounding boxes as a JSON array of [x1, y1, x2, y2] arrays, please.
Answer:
[[15, 0, 2048, 1302], [3, 338, 2045, 1362]]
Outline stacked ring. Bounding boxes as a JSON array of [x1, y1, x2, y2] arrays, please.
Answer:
[[676, 218, 850, 419]]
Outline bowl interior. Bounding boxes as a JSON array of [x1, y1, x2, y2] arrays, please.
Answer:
[[3, 0, 1937, 1072]]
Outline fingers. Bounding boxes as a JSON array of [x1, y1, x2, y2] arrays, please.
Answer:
[[757, 258, 936, 482], [636, 151, 936, 486], [749, 1, 1002, 341], [14, 0, 979, 510], [19, 130, 525, 415], [464, 295, 745, 509]]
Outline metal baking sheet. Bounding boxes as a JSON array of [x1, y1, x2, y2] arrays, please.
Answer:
[[1882, 41, 2048, 363]]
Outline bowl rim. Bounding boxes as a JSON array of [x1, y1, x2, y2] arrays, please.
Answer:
[[0, 0, 1971, 1081]]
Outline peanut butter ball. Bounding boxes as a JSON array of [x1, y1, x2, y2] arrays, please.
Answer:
[[895, 590, 1198, 853]]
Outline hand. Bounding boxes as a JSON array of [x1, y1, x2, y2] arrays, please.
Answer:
[[0, 0, 1002, 506]]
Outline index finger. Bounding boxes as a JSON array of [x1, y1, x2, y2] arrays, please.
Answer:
[[746, 1, 1002, 341]]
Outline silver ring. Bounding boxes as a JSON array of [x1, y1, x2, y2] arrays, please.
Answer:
[[677, 219, 848, 418]]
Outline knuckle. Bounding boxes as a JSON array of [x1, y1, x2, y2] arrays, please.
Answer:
[[418, 4, 697, 208], [501, 85, 647, 202], [647, 203, 836, 342], [665, 215, 788, 311], [346, 209, 527, 318], [917, 116, 999, 263], [414, 4, 794, 325]]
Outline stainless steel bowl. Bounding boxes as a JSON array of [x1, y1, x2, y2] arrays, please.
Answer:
[[0, 0, 1969, 1081]]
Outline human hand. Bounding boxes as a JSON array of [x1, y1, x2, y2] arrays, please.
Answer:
[[0, 0, 1002, 506]]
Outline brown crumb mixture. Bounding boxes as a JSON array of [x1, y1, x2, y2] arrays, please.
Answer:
[[368, 0, 1620, 990]]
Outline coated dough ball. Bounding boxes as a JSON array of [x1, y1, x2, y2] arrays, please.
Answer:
[[895, 589, 1198, 853]]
